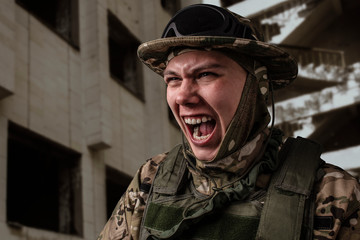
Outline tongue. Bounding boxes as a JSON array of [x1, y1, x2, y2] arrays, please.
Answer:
[[199, 121, 215, 136]]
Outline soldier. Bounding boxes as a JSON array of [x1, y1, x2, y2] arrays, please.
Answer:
[[98, 4, 360, 240]]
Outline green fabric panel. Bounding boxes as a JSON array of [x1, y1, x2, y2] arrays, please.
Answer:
[[145, 203, 259, 240], [184, 213, 259, 240], [145, 203, 183, 231]]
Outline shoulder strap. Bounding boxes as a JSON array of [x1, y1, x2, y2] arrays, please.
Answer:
[[256, 137, 323, 240], [139, 145, 186, 240], [152, 144, 187, 195]]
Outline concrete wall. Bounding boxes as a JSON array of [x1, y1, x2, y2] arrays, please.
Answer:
[[0, 0, 182, 239]]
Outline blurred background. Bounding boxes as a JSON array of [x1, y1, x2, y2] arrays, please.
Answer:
[[0, 0, 359, 239]]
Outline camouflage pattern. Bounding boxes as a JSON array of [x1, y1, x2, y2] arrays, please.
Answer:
[[97, 152, 360, 239], [313, 163, 360, 239], [137, 6, 298, 90], [97, 153, 167, 240], [137, 36, 298, 90], [196, 133, 264, 174], [100, 5, 359, 239], [187, 132, 268, 195]]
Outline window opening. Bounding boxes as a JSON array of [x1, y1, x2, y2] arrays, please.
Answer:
[[106, 166, 132, 219], [15, 0, 79, 48], [7, 122, 82, 235], [108, 10, 144, 101]]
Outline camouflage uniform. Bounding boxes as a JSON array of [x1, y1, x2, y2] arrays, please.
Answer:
[[98, 4, 360, 240], [314, 164, 360, 239], [97, 150, 360, 240]]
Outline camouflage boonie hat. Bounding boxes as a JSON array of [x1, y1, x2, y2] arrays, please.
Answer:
[[137, 4, 298, 89]]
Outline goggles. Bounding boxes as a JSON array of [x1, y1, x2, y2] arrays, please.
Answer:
[[162, 4, 256, 40]]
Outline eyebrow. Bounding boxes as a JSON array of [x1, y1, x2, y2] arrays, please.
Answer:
[[163, 63, 224, 76], [163, 70, 179, 76]]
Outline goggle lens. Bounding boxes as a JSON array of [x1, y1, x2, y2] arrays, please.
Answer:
[[162, 4, 256, 40]]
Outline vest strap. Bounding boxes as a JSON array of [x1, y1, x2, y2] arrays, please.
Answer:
[[256, 137, 323, 240], [153, 145, 186, 195]]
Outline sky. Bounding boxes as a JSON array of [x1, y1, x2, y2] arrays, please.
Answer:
[[202, 0, 285, 16]]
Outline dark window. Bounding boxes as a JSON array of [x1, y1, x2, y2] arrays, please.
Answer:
[[7, 122, 82, 235], [106, 166, 132, 219], [108, 10, 144, 101], [15, 0, 79, 48]]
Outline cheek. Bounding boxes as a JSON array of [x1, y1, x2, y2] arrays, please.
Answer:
[[166, 92, 172, 108], [210, 82, 243, 124], [218, 95, 239, 122]]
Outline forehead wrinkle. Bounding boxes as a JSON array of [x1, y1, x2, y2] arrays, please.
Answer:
[[163, 69, 179, 76], [192, 63, 224, 73]]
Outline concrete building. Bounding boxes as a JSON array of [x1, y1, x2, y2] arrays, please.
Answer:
[[270, 0, 360, 178], [1, 0, 359, 239], [0, 0, 189, 239], [230, 0, 360, 177], [203, 0, 360, 178]]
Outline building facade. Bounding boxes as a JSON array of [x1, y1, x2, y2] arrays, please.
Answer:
[[1, 0, 359, 239], [258, 0, 360, 177], [0, 0, 188, 239]]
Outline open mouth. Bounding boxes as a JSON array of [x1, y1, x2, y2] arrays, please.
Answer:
[[184, 116, 216, 141]]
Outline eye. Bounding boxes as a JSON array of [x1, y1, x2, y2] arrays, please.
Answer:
[[164, 76, 181, 86], [198, 72, 217, 79]]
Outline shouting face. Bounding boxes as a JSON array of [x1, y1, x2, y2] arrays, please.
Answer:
[[164, 50, 247, 161]]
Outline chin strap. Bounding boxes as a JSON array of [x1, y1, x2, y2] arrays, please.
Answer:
[[263, 80, 275, 155]]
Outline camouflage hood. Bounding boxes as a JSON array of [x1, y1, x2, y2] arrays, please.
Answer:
[[137, 4, 298, 89]]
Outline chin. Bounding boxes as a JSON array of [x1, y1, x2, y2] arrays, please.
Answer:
[[192, 148, 217, 162]]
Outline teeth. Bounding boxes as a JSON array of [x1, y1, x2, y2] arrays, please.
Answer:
[[184, 116, 212, 125], [193, 126, 198, 135], [184, 117, 213, 141], [193, 126, 211, 140]]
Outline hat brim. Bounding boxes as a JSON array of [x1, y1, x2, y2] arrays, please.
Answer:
[[137, 36, 298, 89]]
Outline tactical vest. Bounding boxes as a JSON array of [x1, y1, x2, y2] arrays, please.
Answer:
[[139, 137, 323, 240]]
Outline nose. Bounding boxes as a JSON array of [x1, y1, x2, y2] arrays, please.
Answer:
[[175, 79, 199, 106]]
